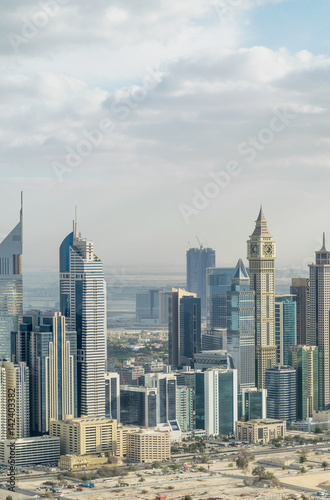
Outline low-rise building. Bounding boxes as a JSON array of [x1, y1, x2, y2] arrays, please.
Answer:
[[59, 453, 122, 470], [235, 418, 286, 444], [126, 429, 170, 463], [49, 417, 117, 455], [0, 436, 60, 466]]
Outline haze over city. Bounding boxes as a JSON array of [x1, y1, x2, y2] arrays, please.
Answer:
[[1, 0, 330, 270]]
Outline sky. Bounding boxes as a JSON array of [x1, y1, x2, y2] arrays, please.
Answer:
[[1, 0, 330, 272]]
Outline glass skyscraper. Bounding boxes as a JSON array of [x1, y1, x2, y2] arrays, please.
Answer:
[[168, 288, 201, 367], [206, 267, 235, 330], [227, 259, 255, 393], [265, 365, 296, 422], [0, 194, 23, 361], [275, 295, 297, 365], [288, 345, 319, 420], [195, 368, 238, 436], [186, 246, 215, 314], [60, 218, 106, 417], [20, 312, 77, 434]]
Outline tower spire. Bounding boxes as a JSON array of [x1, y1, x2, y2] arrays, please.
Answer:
[[74, 206, 78, 242], [251, 206, 271, 237]]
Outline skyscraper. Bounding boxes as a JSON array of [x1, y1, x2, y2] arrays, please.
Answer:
[[227, 259, 255, 393], [60, 217, 106, 417], [195, 368, 238, 436], [105, 372, 120, 420], [247, 207, 277, 389], [290, 278, 309, 345], [176, 386, 193, 432], [265, 365, 296, 422], [309, 233, 330, 409], [288, 345, 319, 420], [239, 387, 267, 421], [0, 360, 30, 439], [206, 267, 235, 330], [144, 373, 177, 423], [186, 246, 215, 314], [120, 386, 157, 427], [0, 194, 23, 361], [168, 288, 201, 367], [275, 295, 297, 365]]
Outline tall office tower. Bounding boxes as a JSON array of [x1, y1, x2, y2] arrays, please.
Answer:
[[227, 259, 255, 393], [206, 267, 235, 331], [144, 373, 176, 423], [120, 386, 157, 427], [0, 360, 30, 438], [158, 291, 172, 325], [247, 207, 277, 389], [265, 365, 296, 422], [288, 345, 319, 420], [239, 387, 267, 421], [290, 278, 309, 345], [136, 290, 159, 324], [186, 246, 215, 314], [105, 372, 120, 421], [202, 329, 226, 351], [60, 218, 106, 417], [0, 194, 23, 361], [309, 234, 330, 409], [195, 368, 238, 436], [20, 312, 77, 434], [168, 288, 201, 367], [275, 295, 297, 365], [176, 386, 193, 432]]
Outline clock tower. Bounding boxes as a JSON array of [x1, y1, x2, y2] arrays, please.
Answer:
[[247, 207, 277, 389]]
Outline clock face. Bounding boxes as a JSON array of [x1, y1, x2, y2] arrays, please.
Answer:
[[250, 244, 258, 256], [263, 244, 273, 256]]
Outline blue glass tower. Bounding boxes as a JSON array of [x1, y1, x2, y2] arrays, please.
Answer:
[[227, 259, 255, 393], [275, 295, 297, 365], [187, 246, 215, 314], [206, 267, 235, 330]]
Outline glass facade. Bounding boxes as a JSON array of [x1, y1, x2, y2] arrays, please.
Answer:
[[186, 247, 215, 314], [275, 295, 297, 365], [265, 365, 296, 422], [288, 346, 319, 420], [180, 296, 201, 363], [206, 268, 235, 330]]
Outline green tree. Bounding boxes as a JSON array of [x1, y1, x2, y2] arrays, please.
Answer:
[[152, 461, 162, 469], [252, 466, 267, 481], [6, 496, 13, 500], [138, 477, 145, 483], [300, 455, 307, 463], [183, 496, 193, 500], [322, 461, 329, 468], [236, 450, 255, 475], [314, 425, 323, 434], [170, 463, 180, 470]]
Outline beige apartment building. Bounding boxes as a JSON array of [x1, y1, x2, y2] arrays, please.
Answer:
[[49, 416, 117, 455], [127, 429, 171, 463], [236, 418, 286, 444]]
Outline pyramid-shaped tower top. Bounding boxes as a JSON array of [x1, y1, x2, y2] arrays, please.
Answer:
[[231, 258, 249, 286], [251, 206, 272, 238]]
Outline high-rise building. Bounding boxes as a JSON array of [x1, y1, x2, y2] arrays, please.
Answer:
[[288, 345, 319, 420], [168, 288, 201, 367], [0, 194, 23, 361], [309, 233, 330, 409], [206, 267, 235, 330], [239, 387, 267, 422], [158, 291, 172, 325], [227, 259, 255, 393], [120, 386, 158, 428], [176, 386, 193, 432], [0, 360, 30, 439], [60, 218, 106, 417], [195, 368, 238, 436], [275, 295, 297, 365], [136, 290, 159, 323], [144, 373, 176, 423], [19, 311, 77, 434], [265, 365, 296, 422], [186, 246, 215, 314], [105, 372, 120, 421], [247, 208, 277, 389], [290, 278, 309, 345]]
